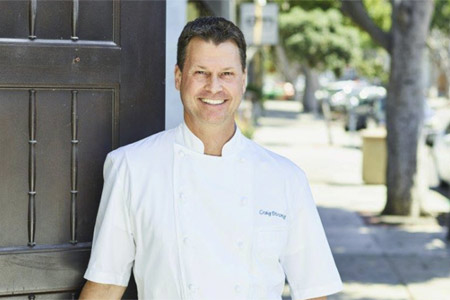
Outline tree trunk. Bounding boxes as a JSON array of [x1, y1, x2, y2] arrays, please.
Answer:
[[302, 65, 318, 114], [382, 0, 434, 216]]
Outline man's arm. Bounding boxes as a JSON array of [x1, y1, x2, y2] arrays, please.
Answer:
[[79, 280, 126, 300]]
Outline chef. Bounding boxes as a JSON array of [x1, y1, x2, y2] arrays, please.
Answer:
[[80, 16, 342, 300]]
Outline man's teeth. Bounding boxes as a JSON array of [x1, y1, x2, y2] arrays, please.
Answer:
[[201, 98, 225, 105]]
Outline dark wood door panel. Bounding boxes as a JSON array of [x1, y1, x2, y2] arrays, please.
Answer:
[[0, 0, 166, 297], [0, 90, 29, 247], [0, 0, 117, 42], [0, 1, 28, 39], [0, 88, 116, 247], [118, 0, 166, 145], [0, 42, 120, 87], [77, 0, 116, 41], [76, 89, 117, 243], [0, 292, 76, 300], [0, 292, 77, 300], [0, 244, 90, 296], [34, 0, 72, 40]]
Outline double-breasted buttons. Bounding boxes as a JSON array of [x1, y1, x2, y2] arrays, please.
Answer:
[[234, 285, 242, 294], [236, 240, 244, 250], [179, 192, 187, 204], [172, 127, 255, 299]]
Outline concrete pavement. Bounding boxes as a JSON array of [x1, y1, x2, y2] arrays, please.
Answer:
[[252, 100, 450, 300]]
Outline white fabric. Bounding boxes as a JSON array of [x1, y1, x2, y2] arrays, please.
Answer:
[[84, 122, 342, 300]]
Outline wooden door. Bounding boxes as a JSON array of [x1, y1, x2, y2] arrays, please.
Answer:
[[0, 1, 166, 298]]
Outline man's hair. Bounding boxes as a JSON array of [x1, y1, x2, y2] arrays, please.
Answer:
[[177, 16, 247, 71]]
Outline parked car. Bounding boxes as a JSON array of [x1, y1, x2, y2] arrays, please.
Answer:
[[343, 86, 387, 131], [344, 91, 438, 135], [431, 120, 450, 185], [315, 80, 366, 113]]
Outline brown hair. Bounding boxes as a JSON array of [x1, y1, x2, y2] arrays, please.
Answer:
[[177, 16, 247, 71]]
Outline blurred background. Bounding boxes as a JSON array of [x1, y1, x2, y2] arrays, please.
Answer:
[[0, 0, 448, 299]]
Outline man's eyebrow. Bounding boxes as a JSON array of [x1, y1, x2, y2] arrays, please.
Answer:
[[193, 66, 236, 71]]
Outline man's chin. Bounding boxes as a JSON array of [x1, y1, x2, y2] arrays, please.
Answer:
[[188, 116, 235, 129]]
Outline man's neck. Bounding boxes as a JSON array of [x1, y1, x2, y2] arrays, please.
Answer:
[[184, 120, 236, 156]]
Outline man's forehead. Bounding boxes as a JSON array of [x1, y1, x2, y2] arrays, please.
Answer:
[[184, 38, 241, 67]]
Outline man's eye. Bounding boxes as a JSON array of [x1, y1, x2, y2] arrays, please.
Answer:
[[195, 71, 206, 75], [222, 72, 233, 77]]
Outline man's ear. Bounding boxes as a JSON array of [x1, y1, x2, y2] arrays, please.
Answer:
[[175, 65, 182, 91]]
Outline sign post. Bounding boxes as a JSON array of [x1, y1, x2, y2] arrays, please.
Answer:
[[240, 3, 279, 46]]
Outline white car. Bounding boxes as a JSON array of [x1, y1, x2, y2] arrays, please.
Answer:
[[432, 121, 450, 185]]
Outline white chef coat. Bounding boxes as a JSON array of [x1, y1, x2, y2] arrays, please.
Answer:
[[84, 122, 342, 300]]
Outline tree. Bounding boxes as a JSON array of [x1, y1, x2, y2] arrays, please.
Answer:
[[340, 0, 435, 216], [279, 7, 361, 112], [431, 0, 450, 34], [428, 0, 450, 98], [348, 0, 391, 85]]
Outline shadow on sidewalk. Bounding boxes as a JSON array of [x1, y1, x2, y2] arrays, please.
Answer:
[[315, 205, 450, 298]]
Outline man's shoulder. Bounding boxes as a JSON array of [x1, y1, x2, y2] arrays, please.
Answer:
[[107, 127, 177, 162], [243, 138, 306, 179]]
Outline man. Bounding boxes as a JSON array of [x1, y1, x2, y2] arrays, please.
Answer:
[[80, 17, 342, 300]]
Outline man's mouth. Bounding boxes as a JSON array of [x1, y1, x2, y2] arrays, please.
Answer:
[[200, 98, 226, 105]]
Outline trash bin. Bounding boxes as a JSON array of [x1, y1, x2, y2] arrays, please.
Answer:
[[362, 128, 387, 184]]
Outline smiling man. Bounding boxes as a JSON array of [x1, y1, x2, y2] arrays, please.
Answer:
[[79, 17, 342, 300], [175, 33, 245, 156]]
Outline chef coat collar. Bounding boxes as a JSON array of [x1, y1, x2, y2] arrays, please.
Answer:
[[176, 122, 243, 157]]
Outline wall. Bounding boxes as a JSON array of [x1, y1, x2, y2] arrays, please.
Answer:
[[165, 0, 186, 129]]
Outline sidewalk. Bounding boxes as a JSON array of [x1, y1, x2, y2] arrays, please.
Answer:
[[252, 100, 450, 300]]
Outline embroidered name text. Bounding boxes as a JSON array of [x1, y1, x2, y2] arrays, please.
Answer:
[[259, 210, 286, 220]]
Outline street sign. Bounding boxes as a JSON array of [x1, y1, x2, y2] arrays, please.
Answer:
[[240, 3, 278, 45]]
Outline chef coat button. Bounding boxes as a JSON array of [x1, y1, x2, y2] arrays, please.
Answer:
[[188, 284, 197, 293], [239, 157, 245, 163], [235, 285, 242, 293], [236, 240, 244, 249], [183, 237, 190, 245], [179, 193, 187, 204], [240, 197, 247, 206], [179, 150, 185, 157]]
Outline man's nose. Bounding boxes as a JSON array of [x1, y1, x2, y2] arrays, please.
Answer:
[[205, 75, 223, 94]]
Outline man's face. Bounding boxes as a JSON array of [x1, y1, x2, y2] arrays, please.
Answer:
[[175, 38, 246, 131]]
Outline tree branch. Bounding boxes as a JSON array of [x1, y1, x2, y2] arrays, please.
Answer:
[[340, 0, 392, 53]]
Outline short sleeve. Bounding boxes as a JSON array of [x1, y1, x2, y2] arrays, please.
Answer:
[[280, 170, 342, 300], [84, 152, 136, 286]]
